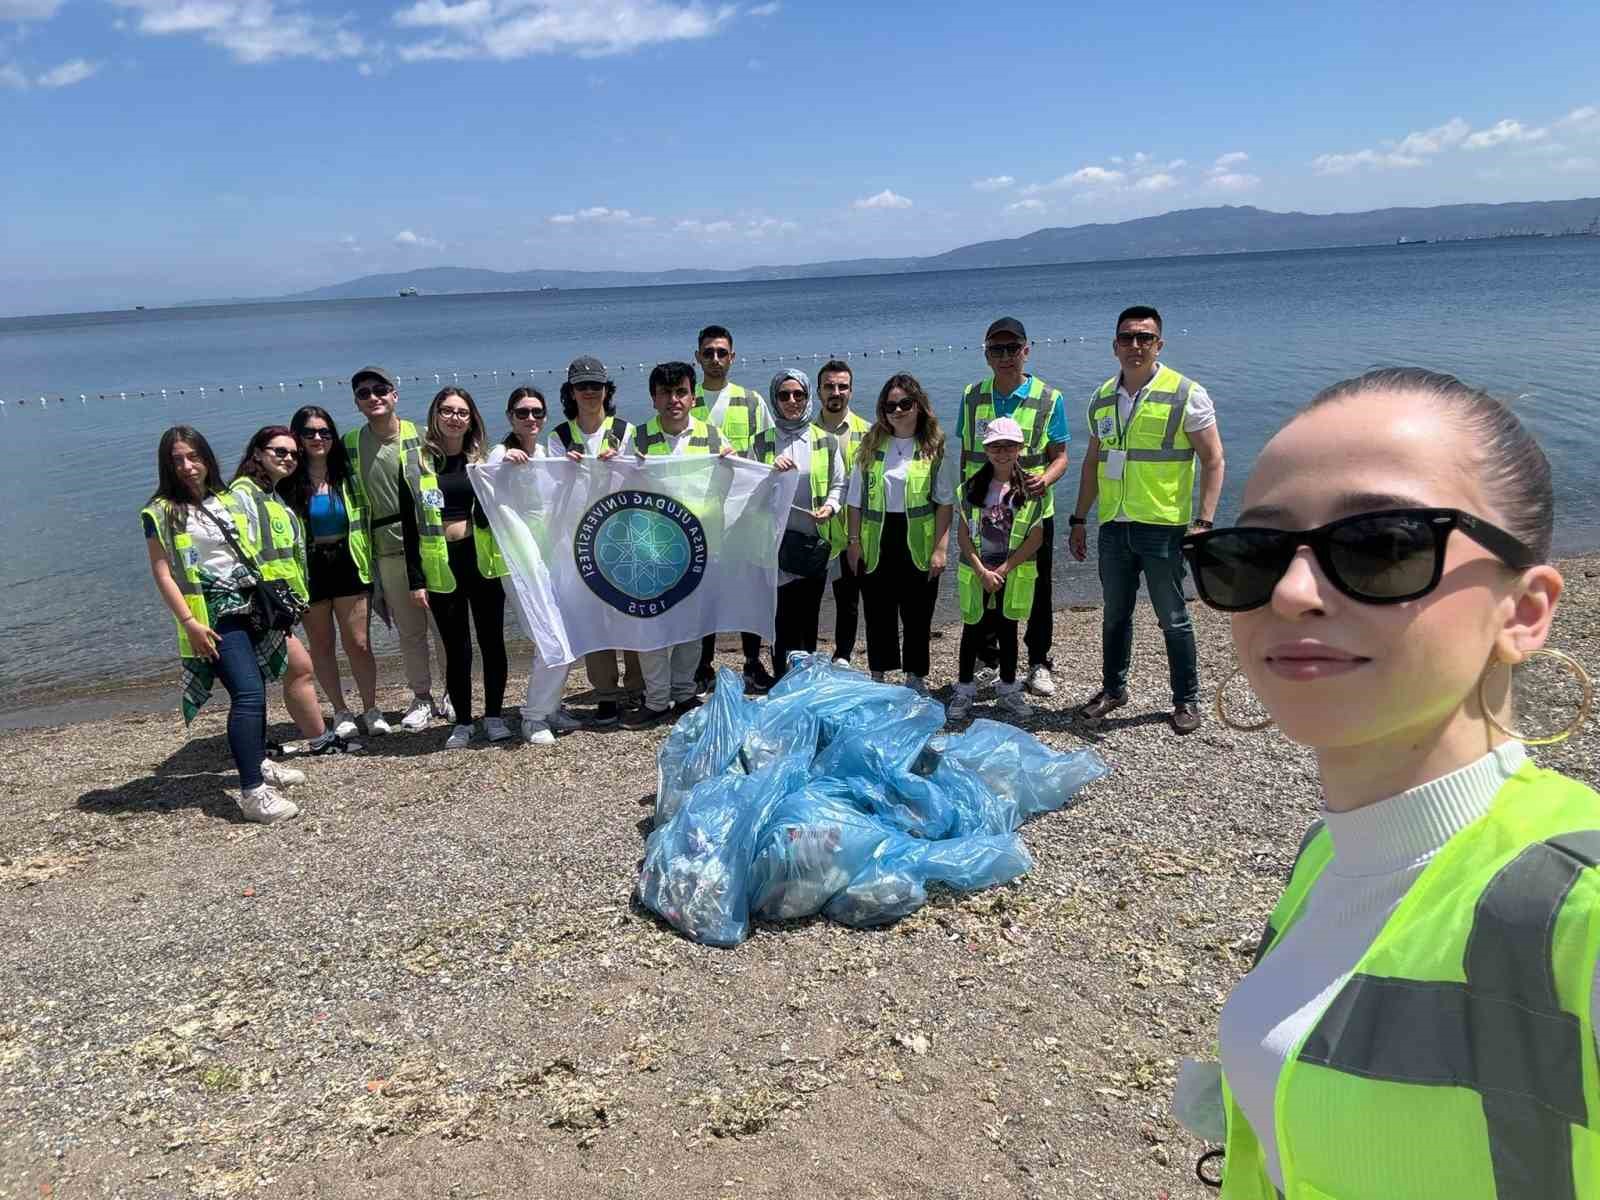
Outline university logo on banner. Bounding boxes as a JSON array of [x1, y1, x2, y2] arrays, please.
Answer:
[[470, 455, 798, 666]]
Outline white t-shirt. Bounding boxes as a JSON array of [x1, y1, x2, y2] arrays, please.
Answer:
[[485, 441, 546, 464], [183, 496, 244, 582], [548, 427, 607, 457], [1113, 362, 1215, 433], [846, 436, 958, 513]]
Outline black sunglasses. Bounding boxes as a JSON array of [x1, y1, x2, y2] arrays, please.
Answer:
[[882, 396, 918, 414], [262, 446, 299, 461], [512, 406, 546, 420], [300, 428, 334, 441], [984, 342, 1025, 358], [1115, 330, 1159, 347], [1181, 508, 1538, 612]]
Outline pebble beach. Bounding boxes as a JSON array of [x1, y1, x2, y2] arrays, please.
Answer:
[[3, 558, 1598, 1200]]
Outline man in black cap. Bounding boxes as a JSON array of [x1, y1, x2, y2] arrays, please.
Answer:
[[954, 318, 1072, 698]]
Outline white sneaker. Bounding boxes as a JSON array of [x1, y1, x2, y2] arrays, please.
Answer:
[[362, 706, 392, 736], [436, 694, 456, 724], [831, 657, 851, 669], [522, 720, 556, 746], [332, 710, 360, 739], [973, 666, 999, 696], [240, 785, 299, 824], [445, 723, 475, 749], [997, 683, 1033, 719], [483, 716, 513, 742], [1026, 665, 1057, 697], [902, 673, 927, 695], [260, 759, 305, 788], [947, 684, 976, 721], [400, 696, 434, 732], [546, 707, 584, 734]]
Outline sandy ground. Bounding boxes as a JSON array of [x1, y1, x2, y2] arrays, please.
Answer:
[[2, 556, 1597, 1200]]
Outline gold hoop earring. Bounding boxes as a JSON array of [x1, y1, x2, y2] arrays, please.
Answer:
[[1477, 648, 1593, 746], [1216, 665, 1274, 733]]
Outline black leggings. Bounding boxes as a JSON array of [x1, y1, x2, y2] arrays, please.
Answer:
[[959, 602, 1018, 685], [429, 536, 507, 724], [860, 513, 938, 677]]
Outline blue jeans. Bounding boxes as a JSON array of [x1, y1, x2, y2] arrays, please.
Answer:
[[1097, 522, 1199, 706], [212, 615, 268, 790]]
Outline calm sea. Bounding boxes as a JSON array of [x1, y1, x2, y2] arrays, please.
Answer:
[[3, 237, 1598, 722]]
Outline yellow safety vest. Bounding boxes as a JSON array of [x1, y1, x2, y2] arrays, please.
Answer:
[[141, 493, 251, 660], [631, 415, 724, 457], [957, 484, 1041, 623], [960, 375, 1063, 518], [818, 411, 871, 557], [228, 477, 309, 602], [343, 420, 454, 592], [691, 382, 767, 454], [1087, 365, 1198, 526], [858, 443, 941, 574], [1220, 763, 1600, 1200], [750, 426, 844, 558], [553, 416, 631, 455]]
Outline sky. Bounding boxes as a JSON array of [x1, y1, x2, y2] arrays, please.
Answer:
[[3, 0, 1599, 315]]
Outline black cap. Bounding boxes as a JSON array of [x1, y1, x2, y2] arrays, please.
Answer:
[[567, 355, 609, 385], [351, 365, 396, 389], [984, 317, 1027, 342]]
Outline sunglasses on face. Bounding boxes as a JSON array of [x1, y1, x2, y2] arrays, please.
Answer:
[[882, 396, 918, 414], [300, 428, 334, 441], [1181, 507, 1537, 612], [512, 406, 545, 420], [985, 342, 1025, 359], [263, 446, 299, 461], [777, 390, 808, 404], [1115, 330, 1159, 347], [355, 383, 393, 401]]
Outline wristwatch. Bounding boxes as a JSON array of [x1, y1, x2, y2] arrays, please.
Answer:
[[1068, 515, 1087, 527], [1191, 518, 1214, 530]]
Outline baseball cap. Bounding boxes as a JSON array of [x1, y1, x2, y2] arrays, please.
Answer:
[[351, 365, 396, 389], [567, 355, 609, 385], [983, 416, 1025, 446], [984, 317, 1027, 343]]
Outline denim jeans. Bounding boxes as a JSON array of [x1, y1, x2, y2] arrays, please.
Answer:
[[1097, 521, 1199, 706], [212, 615, 269, 790]]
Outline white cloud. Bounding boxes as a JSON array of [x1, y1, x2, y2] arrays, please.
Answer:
[[1312, 148, 1425, 174], [109, 0, 366, 62], [748, 0, 779, 14], [1071, 165, 1123, 186], [0, 62, 27, 88], [675, 218, 735, 235], [37, 58, 99, 87], [394, 229, 443, 248], [1213, 151, 1249, 168], [0, 0, 61, 19], [1004, 198, 1045, 214], [548, 205, 653, 226], [1207, 171, 1260, 192], [1133, 172, 1177, 192], [853, 188, 911, 210], [972, 175, 1014, 192], [744, 216, 798, 235], [1166, 158, 1187, 170], [395, 0, 738, 62], [1558, 105, 1599, 134], [1392, 117, 1470, 156], [1462, 118, 1547, 150]]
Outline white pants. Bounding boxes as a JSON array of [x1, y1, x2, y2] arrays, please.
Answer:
[[524, 655, 572, 720], [376, 554, 435, 696], [638, 640, 700, 711]]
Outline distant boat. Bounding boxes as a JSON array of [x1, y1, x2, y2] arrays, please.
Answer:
[[134, 304, 146, 310], [539, 286, 559, 292], [398, 287, 419, 297], [1395, 237, 1429, 245]]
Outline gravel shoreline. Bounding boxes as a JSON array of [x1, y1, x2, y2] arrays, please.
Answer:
[[3, 555, 1597, 1200]]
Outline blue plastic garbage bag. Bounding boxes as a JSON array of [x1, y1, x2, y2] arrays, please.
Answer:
[[655, 667, 754, 825], [938, 719, 1110, 826], [739, 702, 821, 775], [747, 779, 896, 921], [638, 755, 810, 948], [769, 655, 941, 752], [824, 832, 1033, 928]]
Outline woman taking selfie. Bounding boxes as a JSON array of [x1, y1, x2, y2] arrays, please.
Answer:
[[1180, 368, 1598, 1199], [283, 406, 387, 738]]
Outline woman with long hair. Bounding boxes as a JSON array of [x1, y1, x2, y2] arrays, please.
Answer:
[[1179, 367, 1599, 1198], [141, 427, 300, 822], [230, 426, 354, 758], [844, 373, 955, 692], [486, 385, 550, 465], [282, 406, 386, 738], [402, 387, 511, 748]]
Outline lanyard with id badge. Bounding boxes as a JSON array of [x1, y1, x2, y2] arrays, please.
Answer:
[[1099, 385, 1142, 482]]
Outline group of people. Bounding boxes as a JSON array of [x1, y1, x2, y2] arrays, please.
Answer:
[[139, 302, 1600, 1196]]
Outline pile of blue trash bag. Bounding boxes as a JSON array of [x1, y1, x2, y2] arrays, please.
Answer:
[[638, 654, 1109, 947]]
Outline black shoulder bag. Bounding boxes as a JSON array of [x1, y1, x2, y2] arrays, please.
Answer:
[[193, 500, 309, 634]]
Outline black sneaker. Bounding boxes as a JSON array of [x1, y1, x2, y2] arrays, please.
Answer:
[[622, 704, 671, 729], [306, 731, 362, 755], [593, 700, 621, 727], [743, 661, 776, 693], [693, 670, 715, 698], [671, 696, 703, 718]]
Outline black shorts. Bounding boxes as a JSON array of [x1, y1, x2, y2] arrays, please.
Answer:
[[307, 540, 371, 604]]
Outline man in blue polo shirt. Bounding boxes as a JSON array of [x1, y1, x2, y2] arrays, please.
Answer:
[[955, 317, 1072, 696]]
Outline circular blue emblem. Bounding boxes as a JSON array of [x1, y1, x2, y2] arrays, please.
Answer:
[[575, 490, 707, 617]]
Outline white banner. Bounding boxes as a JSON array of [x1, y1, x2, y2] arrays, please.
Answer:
[[470, 456, 800, 666]]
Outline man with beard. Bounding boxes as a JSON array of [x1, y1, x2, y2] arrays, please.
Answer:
[[814, 359, 872, 665]]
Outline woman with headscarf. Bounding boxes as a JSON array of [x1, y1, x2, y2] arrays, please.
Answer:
[[750, 368, 845, 681]]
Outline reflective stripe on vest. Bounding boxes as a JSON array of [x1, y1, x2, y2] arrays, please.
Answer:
[[1089, 365, 1197, 526], [692, 383, 763, 453], [751, 427, 844, 559], [1219, 766, 1600, 1200], [342, 420, 447, 588], [555, 416, 629, 453], [141, 495, 244, 660], [957, 488, 1041, 623], [229, 479, 309, 602], [820, 412, 870, 555], [858, 446, 939, 573], [631, 416, 722, 456], [961, 376, 1060, 518]]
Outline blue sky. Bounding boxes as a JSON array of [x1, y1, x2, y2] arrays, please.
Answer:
[[3, 0, 1599, 314]]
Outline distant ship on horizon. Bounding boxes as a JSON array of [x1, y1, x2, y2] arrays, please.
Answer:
[[398, 287, 419, 297]]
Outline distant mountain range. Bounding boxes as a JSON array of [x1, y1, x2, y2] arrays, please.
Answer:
[[286, 198, 1600, 301]]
